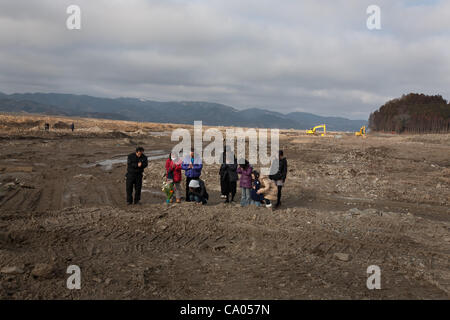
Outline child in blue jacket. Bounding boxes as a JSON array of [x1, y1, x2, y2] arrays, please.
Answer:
[[250, 170, 264, 206]]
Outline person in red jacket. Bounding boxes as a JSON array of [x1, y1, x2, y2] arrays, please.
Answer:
[[165, 153, 183, 203]]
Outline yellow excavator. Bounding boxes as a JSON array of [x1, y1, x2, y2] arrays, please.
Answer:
[[355, 126, 366, 137], [306, 124, 326, 136]]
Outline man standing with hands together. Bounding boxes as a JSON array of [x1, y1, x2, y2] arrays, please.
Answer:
[[182, 148, 203, 202], [126, 147, 148, 205]]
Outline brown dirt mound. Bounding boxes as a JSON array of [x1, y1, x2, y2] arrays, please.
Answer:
[[52, 121, 72, 129]]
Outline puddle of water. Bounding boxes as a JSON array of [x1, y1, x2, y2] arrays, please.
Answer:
[[148, 149, 166, 154], [34, 163, 47, 167], [142, 189, 165, 196], [82, 159, 126, 171], [148, 154, 169, 161], [80, 152, 169, 171], [110, 150, 166, 159], [148, 132, 171, 136]]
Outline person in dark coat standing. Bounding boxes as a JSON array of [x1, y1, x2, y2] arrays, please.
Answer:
[[126, 147, 148, 205], [219, 146, 238, 203], [71, 122, 75, 132], [269, 150, 288, 208]]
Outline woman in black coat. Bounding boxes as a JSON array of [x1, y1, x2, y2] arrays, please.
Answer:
[[219, 147, 238, 203]]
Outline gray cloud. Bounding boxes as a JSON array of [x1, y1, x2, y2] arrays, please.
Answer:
[[0, 0, 449, 119]]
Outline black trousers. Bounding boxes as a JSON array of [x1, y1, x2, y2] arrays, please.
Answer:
[[126, 174, 143, 204], [185, 177, 199, 201], [276, 185, 283, 206], [226, 181, 237, 201], [220, 178, 228, 196], [221, 178, 236, 201]]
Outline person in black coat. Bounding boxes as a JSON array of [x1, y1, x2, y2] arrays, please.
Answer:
[[219, 146, 238, 203], [269, 150, 287, 208], [126, 147, 148, 205]]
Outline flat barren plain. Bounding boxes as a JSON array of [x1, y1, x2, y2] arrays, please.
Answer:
[[0, 114, 449, 299]]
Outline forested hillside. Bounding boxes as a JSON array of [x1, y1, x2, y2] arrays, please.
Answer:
[[369, 93, 450, 133]]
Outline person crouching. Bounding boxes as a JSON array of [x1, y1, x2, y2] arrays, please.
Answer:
[[250, 170, 264, 206], [188, 179, 208, 205], [256, 174, 277, 208]]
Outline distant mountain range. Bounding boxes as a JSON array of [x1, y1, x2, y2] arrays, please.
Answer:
[[0, 92, 367, 131]]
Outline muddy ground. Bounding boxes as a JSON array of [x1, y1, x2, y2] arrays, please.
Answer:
[[0, 114, 449, 299]]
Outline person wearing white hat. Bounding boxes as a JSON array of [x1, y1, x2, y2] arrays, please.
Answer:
[[188, 178, 209, 205], [188, 179, 200, 188]]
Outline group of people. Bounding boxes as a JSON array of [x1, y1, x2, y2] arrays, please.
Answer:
[[125, 146, 287, 209], [163, 149, 208, 205], [219, 147, 287, 208]]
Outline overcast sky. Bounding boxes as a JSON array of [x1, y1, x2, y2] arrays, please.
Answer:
[[1, 0, 449, 119]]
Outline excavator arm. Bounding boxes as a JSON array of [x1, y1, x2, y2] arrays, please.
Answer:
[[355, 126, 366, 136], [306, 124, 326, 136]]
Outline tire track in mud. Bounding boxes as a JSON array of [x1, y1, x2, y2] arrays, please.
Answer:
[[1, 202, 448, 299], [0, 188, 21, 208]]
